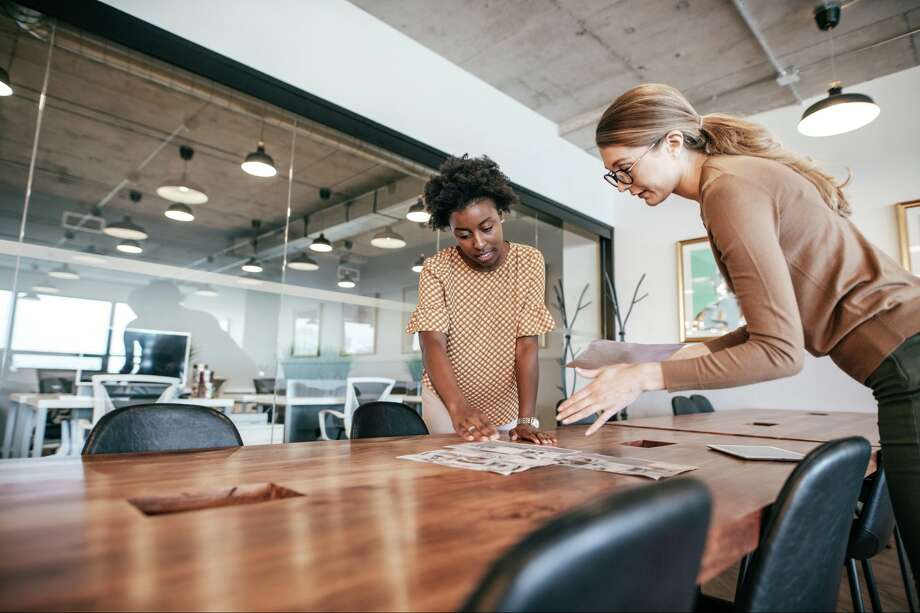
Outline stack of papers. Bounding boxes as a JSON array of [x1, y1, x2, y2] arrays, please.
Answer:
[[399, 441, 696, 480]]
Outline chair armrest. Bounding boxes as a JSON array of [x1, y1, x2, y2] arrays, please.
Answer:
[[317, 410, 345, 441]]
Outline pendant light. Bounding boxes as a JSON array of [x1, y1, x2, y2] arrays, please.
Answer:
[[194, 285, 219, 297], [412, 254, 425, 273], [157, 145, 209, 204], [241, 118, 277, 177], [104, 215, 148, 241], [49, 264, 80, 280], [0, 34, 15, 97], [0, 66, 11, 97], [241, 258, 263, 273], [117, 239, 143, 254], [337, 271, 356, 289], [165, 202, 195, 222], [406, 198, 430, 223], [241, 221, 264, 273], [798, 4, 880, 137], [72, 246, 105, 265], [32, 279, 59, 294], [309, 233, 333, 253], [371, 226, 407, 249], [287, 252, 320, 271]]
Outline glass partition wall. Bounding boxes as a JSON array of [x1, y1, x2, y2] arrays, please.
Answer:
[[0, 9, 606, 457]]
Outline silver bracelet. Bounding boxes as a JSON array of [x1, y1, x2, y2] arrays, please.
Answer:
[[518, 416, 539, 427]]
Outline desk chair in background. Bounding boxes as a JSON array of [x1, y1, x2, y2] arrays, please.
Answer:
[[318, 377, 395, 440], [82, 403, 241, 455]]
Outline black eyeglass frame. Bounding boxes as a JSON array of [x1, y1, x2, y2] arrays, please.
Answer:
[[602, 137, 662, 188]]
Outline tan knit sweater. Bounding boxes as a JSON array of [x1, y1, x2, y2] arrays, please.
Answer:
[[662, 155, 920, 391]]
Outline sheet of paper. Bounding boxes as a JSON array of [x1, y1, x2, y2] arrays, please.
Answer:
[[448, 441, 580, 461], [398, 449, 539, 476], [566, 339, 684, 369], [557, 453, 697, 480]]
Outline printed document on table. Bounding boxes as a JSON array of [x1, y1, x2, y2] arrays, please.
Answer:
[[558, 453, 697, 480], [398, 449, 539, 476]]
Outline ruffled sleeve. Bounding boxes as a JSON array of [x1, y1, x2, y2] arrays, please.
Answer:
[[406, 261, 449, 334], [516, 250, 556, 337]]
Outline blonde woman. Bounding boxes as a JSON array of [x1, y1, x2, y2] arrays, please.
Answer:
[[557, 84, 920, 585]]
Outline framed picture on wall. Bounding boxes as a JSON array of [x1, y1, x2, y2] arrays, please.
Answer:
[[896, 200, 920, 275], [401, 286, 421, 354], [677, 237, 745, 342], [292, 304, 321, 357], [342, 295, 378, 356]]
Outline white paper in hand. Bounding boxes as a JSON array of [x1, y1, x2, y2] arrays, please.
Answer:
[[566, 339, 684, 369]]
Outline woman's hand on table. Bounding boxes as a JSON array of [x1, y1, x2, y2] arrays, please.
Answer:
[[509, 424, 557, 446], [449, 404, 499, 441], [556, 362, 664, 436]]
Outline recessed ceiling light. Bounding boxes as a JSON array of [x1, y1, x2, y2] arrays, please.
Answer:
[[49, 264, 80, 280], [116, 239, 144, 254], [406, 198, 430, 223], [309, 233, 333, 253], [287, 252, 320, 271], [371, 226, 406, 249], [103, 216, 148, 241], [165, 202, 195, 222], [157, 145, 209, 204]]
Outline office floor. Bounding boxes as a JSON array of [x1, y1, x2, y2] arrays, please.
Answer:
[[702, 537, 914, 611]]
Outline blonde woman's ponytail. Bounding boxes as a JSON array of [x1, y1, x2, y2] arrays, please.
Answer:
[[596, 84, 851, 216]]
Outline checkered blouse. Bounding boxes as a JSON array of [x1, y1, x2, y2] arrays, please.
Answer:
[[406, 242, 556, 426]]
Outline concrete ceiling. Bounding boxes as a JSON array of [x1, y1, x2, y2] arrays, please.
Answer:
[[352, 0, 920, 153], [0, 15, 435, 278]]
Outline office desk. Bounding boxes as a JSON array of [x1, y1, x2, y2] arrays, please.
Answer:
[[5, 394, 235, 458], [0, 425, 876, 611], [616, 409, 879, 445]]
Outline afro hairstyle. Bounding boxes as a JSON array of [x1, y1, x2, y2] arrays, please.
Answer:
[[423, 155, 518, 230]]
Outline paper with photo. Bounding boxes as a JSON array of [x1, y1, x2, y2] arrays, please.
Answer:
[[567, 340, 684, 369], [398, 449, 537, 476], [558, 453, 697, 480], [448, 441, 580, 461]]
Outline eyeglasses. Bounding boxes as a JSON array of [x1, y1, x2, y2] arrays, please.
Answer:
[[603, 138, 661, 189]]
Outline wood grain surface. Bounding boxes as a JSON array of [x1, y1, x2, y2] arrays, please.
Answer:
[[0, 423, 877, 611]]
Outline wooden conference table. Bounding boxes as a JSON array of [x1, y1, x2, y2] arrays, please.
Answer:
[[0, 411, 878, 611], [616, 408, 880, 445]]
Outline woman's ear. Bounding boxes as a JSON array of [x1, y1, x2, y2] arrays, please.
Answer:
[[665, 129, 684, 157]]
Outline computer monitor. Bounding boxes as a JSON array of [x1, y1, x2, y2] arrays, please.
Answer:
[[118, 328, 191, 381]]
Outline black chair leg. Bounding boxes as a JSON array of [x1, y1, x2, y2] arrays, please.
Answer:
[[848, 558, 866, 613], [735, 553, 750, 599], [895, 525, 919, 613], [862, 559, 883, 613]]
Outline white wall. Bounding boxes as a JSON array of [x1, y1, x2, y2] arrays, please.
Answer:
[[102, 0, 615, 227], [616, 65, 920, 416]]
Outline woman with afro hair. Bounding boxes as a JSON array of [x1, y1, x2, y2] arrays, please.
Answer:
[[406, 155, 557, 444]]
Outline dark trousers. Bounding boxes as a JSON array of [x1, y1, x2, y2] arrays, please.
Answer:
[[867, 333, 920, 594]]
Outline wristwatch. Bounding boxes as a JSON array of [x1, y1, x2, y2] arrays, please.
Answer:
[[518, 416, 540, 428]]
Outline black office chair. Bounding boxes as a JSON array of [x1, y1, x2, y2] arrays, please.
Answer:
[[690, 394, 715, 413], [462, 478, 712, 612], [82, 403, 242, 455], [701, 436, 871, 612], [845, 453, 918, 613], [671, 395, 699, 416], [350, 401, 428, 439]]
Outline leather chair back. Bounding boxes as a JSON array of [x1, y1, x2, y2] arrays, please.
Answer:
[[82, 403, 242, 455], [462, 478, 712, 612]]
